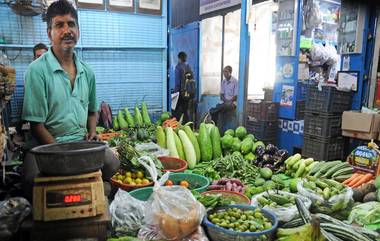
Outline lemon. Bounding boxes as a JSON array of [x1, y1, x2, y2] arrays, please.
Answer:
[[129, 181, 136, 186], [116, 174, 123, 181], [135, 178, 142, 185], [142, 179, 150, 185], [125, 177, 133, 184], [131, 173, 137, 179], [136, 171, 144, 179], [126, 172, 132, 178]]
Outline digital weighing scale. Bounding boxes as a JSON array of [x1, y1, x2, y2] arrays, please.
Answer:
[[33, 170, 107, 221]]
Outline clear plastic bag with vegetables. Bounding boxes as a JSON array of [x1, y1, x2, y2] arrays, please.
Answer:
[[251, 190, 311, 222], [347, 201, 380, 231], [109, 189, 146, 237], [297, 178, 353, 214], [138, 156, 206, 241]]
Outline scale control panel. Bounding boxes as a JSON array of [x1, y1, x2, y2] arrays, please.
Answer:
[[46, 187, 92, 208]]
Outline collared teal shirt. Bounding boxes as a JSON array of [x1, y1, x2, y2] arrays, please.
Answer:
[[22, 48, 98, 143]]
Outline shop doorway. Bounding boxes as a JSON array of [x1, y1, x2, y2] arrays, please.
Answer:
[[247, 1, 278, 100]]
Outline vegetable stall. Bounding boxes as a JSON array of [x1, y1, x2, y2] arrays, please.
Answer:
[[98, 102, 380, 241]]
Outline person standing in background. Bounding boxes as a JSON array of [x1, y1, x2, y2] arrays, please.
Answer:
[[33, 43, 48, 60], [173, 51, 193, 123]]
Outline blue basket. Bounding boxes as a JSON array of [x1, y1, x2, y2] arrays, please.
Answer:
[[202, 205, 278, 241]]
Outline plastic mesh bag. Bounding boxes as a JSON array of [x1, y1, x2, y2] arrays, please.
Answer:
[[297, 180, 353, 214], [251, 190, 311, 222], [109, 189, 146, 237], [138, 156, 205, 240]]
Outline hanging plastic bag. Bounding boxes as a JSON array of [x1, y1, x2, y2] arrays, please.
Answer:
[[297, 180, 353, 214], [138, 156, 206, 240], [109, 189, 146, 237], [251, 190, 312, 222]]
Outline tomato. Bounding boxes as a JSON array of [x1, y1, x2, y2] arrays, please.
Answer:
[[180, 180, 189, 188], [165, 180, 174, 186]]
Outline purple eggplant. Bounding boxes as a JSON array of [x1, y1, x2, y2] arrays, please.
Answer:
[[265, 144, 278, 155], [255, 145, 266, 156]]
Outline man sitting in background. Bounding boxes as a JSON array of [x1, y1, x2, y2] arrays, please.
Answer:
[[33, 43, 48, 60], [209, 66, 238, 125]]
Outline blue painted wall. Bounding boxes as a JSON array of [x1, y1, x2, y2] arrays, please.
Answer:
[[0, 0, 167, 123]]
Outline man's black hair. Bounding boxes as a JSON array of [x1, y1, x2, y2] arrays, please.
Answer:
[[46, 0, 78, 28], [224, 65, 232, 73], [178, 51, 187, 62], [33, 43, 48, 57]]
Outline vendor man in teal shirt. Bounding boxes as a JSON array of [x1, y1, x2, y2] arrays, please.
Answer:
[[22, 0, 119, 199]]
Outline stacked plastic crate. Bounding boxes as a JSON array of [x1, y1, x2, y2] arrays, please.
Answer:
[[302, 86, 352, 160], [246, 100, 278, 144]]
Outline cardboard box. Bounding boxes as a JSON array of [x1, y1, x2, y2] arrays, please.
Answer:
[[341, 111, 380, 140]]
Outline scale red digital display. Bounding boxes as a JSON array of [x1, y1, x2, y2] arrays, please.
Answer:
[[64, 194, 82, 203]]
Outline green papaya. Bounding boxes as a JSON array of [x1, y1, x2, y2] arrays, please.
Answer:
[[235, 126, 247, 140], [141, 101, 151, 125], [134, 105, 143, 127], [117, 110, 128, 130], [113, 116, 119, 130], [124, 107, 135, 128], [224, 129, 235, 137], [231, 138, 241, 152], [241, 138, 253, 154], [221, 135, 234, 150]]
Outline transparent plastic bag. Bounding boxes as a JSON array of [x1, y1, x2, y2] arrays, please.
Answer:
[[138, 225, 209, 241], [137, 156, 206, 241], [297, 180, 353, 214], [135, 142, 169, 157], [347, 201, 380, 231], [109, 189, 146, 237], [251, 190, 312, 222]]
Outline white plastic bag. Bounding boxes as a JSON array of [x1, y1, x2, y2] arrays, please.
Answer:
[[138, 156, 206, 240], [135, 142, 170, 157], [109, 189, 146, 237], [297, 180, 353, 214], [251, 190, 312, 222]]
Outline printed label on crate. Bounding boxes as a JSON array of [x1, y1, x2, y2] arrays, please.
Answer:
[[348, 145, 380, 175]]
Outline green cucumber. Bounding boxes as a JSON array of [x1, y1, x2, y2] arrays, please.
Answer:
[[322, 162, 349, 178], [331, 166, 353, 178]]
